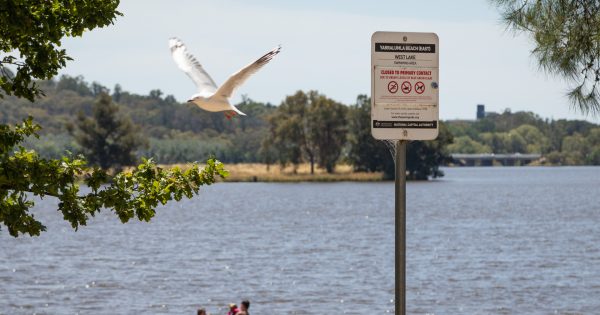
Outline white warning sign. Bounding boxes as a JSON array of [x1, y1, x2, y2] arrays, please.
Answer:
[[371, 32, 439, 140], [375, 67, 438, 104]]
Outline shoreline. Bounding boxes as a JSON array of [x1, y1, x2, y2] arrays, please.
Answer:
[[219, 163, 386, 182], [165, 163, 386, 182], [158, 163, 600, 183]]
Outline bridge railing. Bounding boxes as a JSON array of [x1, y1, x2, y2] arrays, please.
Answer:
[[450, 153, 542, 166]]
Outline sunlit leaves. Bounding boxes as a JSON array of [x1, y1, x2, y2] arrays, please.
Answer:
[[0, 2, 229, 237], [0, 0, 122, 101], [0, 118, 228, 237], [265, 90, 348, 173]]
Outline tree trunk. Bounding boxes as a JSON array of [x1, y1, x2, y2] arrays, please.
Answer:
[[326, 163, 334, 174]]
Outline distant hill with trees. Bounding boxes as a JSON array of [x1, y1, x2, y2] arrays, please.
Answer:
[[446, 110, 600, 165], [3, 75, 598, 182], [0, 75, 456, 179], [0, 76, 600, 174]]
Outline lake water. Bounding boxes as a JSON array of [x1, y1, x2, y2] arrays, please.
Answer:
[[1, 167, 600, 314]]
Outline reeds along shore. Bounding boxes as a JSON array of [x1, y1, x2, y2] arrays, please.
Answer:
[[163, 163, 386, 182]]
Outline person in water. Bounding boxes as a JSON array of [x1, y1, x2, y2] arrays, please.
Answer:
[[227, 303, 239, 315], [237, 300, 250, 315], [197, 308, 209, 315]]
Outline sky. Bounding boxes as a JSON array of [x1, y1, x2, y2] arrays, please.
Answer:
[[58, 0, 599, 123]]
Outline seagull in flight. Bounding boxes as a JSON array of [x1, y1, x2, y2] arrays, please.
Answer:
[[169, 37, 281, 119]]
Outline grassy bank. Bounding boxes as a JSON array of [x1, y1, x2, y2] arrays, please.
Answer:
[[164, 163, 385, 182], [224, 163, 385, 182]]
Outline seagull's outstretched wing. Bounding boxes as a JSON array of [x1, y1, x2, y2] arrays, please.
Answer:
[[214, 45, 281, 99], [169, 37, 218, 95]]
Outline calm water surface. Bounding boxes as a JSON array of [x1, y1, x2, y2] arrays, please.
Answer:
[[1, 167, 600, 314]]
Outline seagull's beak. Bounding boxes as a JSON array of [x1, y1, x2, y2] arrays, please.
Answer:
[[187, 99, 193, 103]]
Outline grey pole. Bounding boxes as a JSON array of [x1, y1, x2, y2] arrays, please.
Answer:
[[395, 140, 407, 315]]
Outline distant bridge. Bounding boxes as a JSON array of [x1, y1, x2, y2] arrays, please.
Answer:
[[451, 153, 542, 166]]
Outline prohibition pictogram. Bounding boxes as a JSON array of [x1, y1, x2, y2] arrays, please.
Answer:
[[388, 81, 398, 94], [401, 81, 412, 94], [415, 81, 426, 94]]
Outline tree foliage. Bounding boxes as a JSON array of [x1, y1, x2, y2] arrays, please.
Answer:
[[346, 95, 395, 178], [346, 95, 454, 180], [0, 120, 228, 237], [306, 92, 348, 173], [0, 0, 122, 101], [263, 92, 305, 172], [0, 1, 228, 237], [405, 122, 453, 180], [446, 110, 600, 165], [447, 136, 492, 154], [70, 93, 147, 170], [265, 91, 347, 174], [0, 118, 228, 237], [493, 0, 600, 114], [1, 75, 278, 164]]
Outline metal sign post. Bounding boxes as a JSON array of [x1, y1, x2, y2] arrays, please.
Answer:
[[371, 32, 439, 315], [395, 140, 407, 315]]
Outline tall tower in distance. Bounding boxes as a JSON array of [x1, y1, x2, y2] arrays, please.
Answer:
[[476, 104, 485, 120]]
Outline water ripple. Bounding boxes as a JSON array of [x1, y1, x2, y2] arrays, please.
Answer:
[[1, 167, 600, 314]]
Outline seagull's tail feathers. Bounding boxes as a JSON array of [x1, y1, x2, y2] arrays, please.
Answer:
[[231, 105, 247, 116]]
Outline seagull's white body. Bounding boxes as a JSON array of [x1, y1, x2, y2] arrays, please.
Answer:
[[169, 37, 281, 116]]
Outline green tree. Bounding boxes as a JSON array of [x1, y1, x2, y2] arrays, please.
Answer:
[[91, 81, 108, 96], [149, 89, 163, 100], [346, 95, 453, 180], [552, 119, 596, 150], [113, 83, 123, 102], [406, 122, 454, 180], [0, 0, 121, 101], [587, 128, 600, 165], [55, 75, 92, 96], [259, 137, 277, 170], [587, 128, 600, 146], [512, 124, 549, 153], [266, 91, 314, 173], [267, 90, 348, 174], [71, 93, 147, 170], [306, 91, 347, 173], [346, 95, 394, 178], [562, 133, 588, 164], [447, 135, 492, 154], [493, 0, 600, 114], [266, 91, 306, 172], [589, 147, 600, 165], [0, 1, 228, 237], [480, 132, 509, 153], [503, 131, 527, 153]]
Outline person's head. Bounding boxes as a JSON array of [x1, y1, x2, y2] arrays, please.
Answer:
[[229, 303, 238, 311], [241, 300, 250, 311], [197, 308, 206, 315]]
